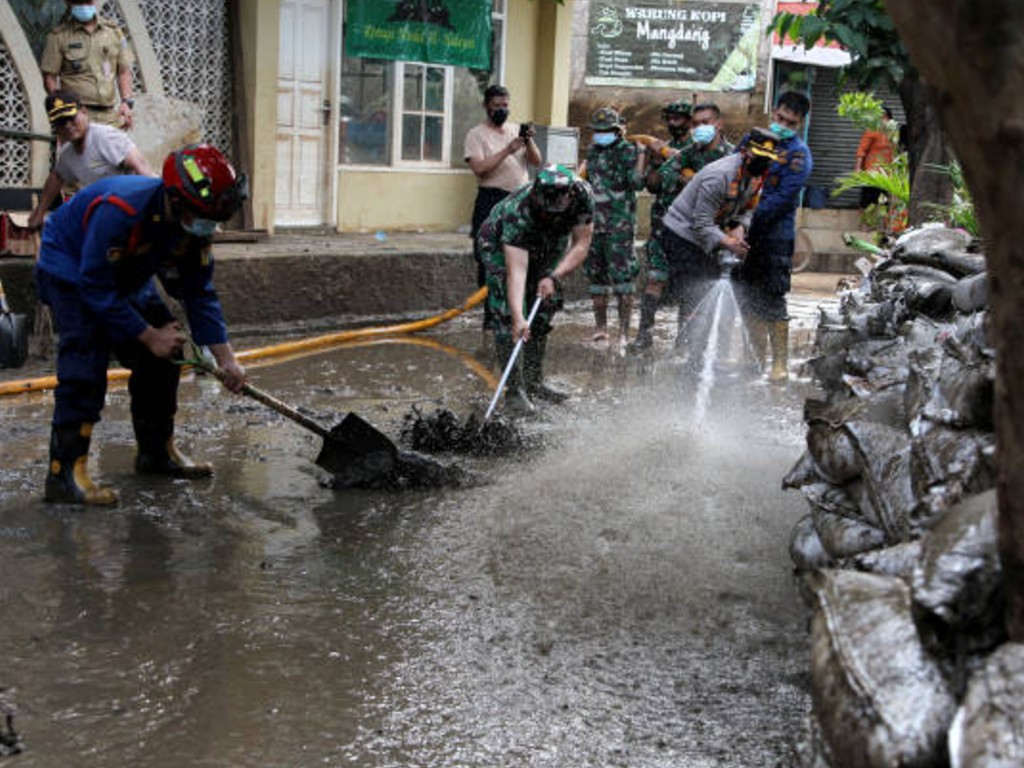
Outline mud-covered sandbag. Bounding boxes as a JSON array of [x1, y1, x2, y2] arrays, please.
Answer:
[[892, 225, 975, 262], [791, 514, 834, 571], [908, 350, 994, 431], [783, 450, 826, 490], [843, 339, 908, 383], [912, 428, 996, 517], [845, 540, 923, 581], [843, 421, 918, 540], [951, 272, 988, 313], [812, 506, 888, 560], [805, 399, 866, 484], [904, 280, 955, 320], [948, 642, 1024, 768], [808, 570, 956, 768], [912, 490, 1002, 632]]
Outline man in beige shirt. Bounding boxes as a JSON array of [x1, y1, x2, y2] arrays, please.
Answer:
[[464, 84, 542, 332], [40, 0, 136, 129]]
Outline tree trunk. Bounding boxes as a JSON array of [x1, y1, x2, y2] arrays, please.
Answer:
[[887, 0, 1024, 641], [898, 75, 952, 226]]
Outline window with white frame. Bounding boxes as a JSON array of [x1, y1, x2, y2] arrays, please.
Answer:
[[340, 1, 506, 168]]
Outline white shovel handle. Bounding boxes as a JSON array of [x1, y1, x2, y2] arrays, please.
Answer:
[[483, 295, 543, 423]]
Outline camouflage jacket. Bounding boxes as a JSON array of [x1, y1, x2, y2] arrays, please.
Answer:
[[650, 138, 734, 226], [479, 180, 595, 267], [584, 138, 644, 234]]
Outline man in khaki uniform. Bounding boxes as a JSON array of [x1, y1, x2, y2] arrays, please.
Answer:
[[40, 0, 136, 130]]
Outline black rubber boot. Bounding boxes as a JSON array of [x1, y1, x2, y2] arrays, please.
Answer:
[[134, 419, 214, 478], [524, 336, 570, 403], [45, 422, 118, 505], [627, 293, 659, 352], [495, 336, 534, 415]]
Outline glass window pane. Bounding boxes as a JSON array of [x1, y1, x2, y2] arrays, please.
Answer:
[[424, 116, 443, 161], [492, 0, 505, 15], [425, 67, 446, 112], [402, 114, 422, 160], [340, 56, 392, 165], [404, 65, 423, 111]]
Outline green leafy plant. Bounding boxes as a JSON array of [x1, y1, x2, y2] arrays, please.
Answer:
[[832, 153, 910, 235], [923, 160, 980, 236], [836, 92, 886, 132]]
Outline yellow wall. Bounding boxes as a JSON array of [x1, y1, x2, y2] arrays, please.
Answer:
[[337, 170, 477, 232], [238, 0, 279, 233]]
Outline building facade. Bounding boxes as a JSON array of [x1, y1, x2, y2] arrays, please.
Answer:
[[0, 0, 573, 233]]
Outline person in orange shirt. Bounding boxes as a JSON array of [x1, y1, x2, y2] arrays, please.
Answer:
[[854, 107, 896, 207]]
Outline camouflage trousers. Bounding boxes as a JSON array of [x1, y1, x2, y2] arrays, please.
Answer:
[[644, 220, 671, 283], [584, 230, 638, 296], [482, 252, 564, 345]]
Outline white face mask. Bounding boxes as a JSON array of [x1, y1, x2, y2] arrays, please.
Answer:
[[70, 5, 97, 22], [182, 218, 217, 238], [592, 132, 617, 147]]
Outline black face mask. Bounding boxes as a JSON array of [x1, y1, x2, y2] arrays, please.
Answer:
[[489, 108, 509, 126], [668, 124, 689, 139], [747, 156, 771, 176]]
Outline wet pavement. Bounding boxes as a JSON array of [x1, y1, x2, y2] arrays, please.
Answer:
[[0, 287, 841, 767]]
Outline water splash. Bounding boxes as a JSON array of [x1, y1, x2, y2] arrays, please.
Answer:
[[682, 270, 753, 423]]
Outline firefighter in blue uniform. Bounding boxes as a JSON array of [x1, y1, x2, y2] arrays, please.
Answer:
[[35, 144, 248, 505], [736, 91, 813, 382]]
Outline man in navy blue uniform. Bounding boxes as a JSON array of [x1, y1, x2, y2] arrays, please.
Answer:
[[36, 143, 248, 505], [736, 91, 813, 382]]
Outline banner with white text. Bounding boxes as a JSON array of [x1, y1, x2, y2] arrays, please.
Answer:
[[585, 1, 761, 91]]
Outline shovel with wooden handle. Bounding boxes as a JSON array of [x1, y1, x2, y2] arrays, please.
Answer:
[[189, 355, 399, 487]]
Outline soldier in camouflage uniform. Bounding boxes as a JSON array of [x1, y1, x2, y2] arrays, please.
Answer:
[[41, 0, 136, 129], [630, 102, 734, 352], [478, 165, 595, 413], [579, 107, 648, 345]]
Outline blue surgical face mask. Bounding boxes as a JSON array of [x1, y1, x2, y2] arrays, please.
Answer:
[[692, 124, 717, 145], [592, 132, 617, 147], [770, 122, 796, 140], [70, 5, 97, 22], [182, 218, 218, 238]]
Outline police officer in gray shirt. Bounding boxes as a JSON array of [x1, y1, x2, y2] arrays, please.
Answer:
[[660, 128, 779, 352]]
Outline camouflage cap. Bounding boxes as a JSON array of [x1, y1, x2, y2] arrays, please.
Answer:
[[534, 163, 575, 189], [662, 99, 692, 118], [589, 106, 622, 131]]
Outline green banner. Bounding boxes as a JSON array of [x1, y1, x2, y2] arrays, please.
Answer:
[[345, 0, 492, 70]]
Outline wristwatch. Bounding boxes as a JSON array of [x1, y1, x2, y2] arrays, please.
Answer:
[[121, 98, 135, 108]]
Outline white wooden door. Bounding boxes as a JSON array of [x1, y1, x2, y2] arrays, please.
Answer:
[[276, 0, 330, 226]]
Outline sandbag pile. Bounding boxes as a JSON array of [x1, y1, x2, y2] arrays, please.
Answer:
[[786, 224, 994, 567], [784, 226, 1022, 767]]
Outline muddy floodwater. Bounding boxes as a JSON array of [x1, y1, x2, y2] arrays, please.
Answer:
[[0, 299, 828, 767]]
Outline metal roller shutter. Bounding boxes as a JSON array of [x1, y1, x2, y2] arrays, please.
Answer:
[[806, 67, 903, 209]]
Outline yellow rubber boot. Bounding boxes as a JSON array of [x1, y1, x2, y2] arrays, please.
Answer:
[[135, 419, 214, 478], [45, 422, 119, 505], [745, 316, 769, 372], [768, 320, 790, 382]]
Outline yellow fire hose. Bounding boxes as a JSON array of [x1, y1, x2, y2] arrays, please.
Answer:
[[0, 286, 489, 398]]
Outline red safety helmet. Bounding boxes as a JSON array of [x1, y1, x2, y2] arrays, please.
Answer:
[[162, 144, 248, 221]]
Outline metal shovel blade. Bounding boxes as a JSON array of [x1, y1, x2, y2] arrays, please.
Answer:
[[0, 311, 28, 369], [315, 412, 398, 487]]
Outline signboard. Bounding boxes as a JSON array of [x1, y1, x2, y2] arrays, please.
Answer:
[[585, 1, 761, 91], [344, 0, 491, 70]]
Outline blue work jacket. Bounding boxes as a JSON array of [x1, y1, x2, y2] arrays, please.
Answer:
[[749, 135, 813, 242], [37, 175, 229, 346]]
